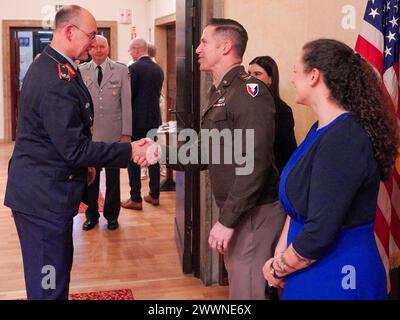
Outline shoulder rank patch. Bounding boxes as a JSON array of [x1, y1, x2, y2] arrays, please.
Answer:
[[247, 83, 259, 98], [239, 71, 252, 82], [58, 64, 76, 81]]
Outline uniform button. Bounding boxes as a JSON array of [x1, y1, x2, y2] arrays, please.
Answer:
[[100, 106, 103, 109], [68, 175, 73, 180], [100, 97, 103, 100]]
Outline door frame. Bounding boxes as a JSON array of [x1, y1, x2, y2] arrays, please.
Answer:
[[155, 13, 176, 104], [2, 20, 118, 142]]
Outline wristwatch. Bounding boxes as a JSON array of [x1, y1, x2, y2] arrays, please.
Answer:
[[270, 262, 285, 280]]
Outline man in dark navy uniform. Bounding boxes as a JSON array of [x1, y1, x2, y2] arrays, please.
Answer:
[[4, 5, 153, 300]]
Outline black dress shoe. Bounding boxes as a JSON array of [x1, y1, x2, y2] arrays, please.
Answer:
[[107, 220, 119, 230], [82, 218, 98, 231]]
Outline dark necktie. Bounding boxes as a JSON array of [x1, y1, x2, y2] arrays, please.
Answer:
[[97, 65, 103, 86]]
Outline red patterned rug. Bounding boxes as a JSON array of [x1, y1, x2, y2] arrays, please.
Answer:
[[17, 289, 134, 300], [69, 289, 134, 300], [78, 192, 105, 213]]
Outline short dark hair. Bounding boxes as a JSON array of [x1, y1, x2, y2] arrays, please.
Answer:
[[249, 56, 280, 99], [54, 5, 82, 29], [207, 18, 248, 58]]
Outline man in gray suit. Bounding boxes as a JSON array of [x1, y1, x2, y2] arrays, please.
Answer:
[[79, 35, 132, 230]]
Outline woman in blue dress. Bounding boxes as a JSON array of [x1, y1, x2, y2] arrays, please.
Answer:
[[263, 39, 399, 300]]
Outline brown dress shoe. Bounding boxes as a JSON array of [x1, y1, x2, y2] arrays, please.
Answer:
[[121, 199, 143, 210], [144, 195, 160, 206]]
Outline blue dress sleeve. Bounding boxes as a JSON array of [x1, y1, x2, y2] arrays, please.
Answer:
[[292, 125, 373, 260]]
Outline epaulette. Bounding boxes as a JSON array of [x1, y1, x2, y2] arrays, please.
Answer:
[[116, 61, 128, 67], [239, 71, 253, 82], [58, 63, 76, 82]]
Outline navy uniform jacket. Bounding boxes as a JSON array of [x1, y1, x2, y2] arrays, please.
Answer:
[[4, 46, 131, 217], [129, 56, 164, 129]]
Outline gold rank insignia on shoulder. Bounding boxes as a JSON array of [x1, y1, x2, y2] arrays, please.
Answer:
[[58, 63, 76, 81], [239, 71, 252, 82]]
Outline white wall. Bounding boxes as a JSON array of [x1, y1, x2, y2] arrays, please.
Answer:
[[155, 0, 176, 18], [224, 0, 366, 142], [0, 0, 151, 140], [147, 0, 176, 43]]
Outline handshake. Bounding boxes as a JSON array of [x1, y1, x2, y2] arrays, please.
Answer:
[[131, 138, 162, 167], [87, 138, 161, 186]]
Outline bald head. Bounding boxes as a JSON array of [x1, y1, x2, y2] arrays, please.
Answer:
[[90, 35, 110, 64], [55, 5, 83, 29], [51, 5, 97, 61], [128, 38, 148, 61], [95, 35, 109, 47]]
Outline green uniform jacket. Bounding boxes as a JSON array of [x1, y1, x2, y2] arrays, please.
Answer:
[[201, 66, 279, 228]]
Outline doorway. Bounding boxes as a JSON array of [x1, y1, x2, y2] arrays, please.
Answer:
[[2, 20, 117, 142]]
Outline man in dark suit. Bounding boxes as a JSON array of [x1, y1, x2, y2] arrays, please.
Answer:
[[4, 5, 153, 300], [121, 38, 164, 210]]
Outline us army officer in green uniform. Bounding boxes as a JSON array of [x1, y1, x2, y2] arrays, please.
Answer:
[[79, 35, 132, 231], [196, 18, 285, 300]]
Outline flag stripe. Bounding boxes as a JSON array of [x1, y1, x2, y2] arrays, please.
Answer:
[[355, 0, 400, 279], [355, 35, 384, 74]]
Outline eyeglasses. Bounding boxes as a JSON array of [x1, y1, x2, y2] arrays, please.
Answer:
[[71, 24, 96, 41]]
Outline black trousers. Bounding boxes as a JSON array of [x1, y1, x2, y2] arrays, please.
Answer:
[[13, 210, 74, 300], [85, 168, 120, 221], [127, 128, 160, 202]]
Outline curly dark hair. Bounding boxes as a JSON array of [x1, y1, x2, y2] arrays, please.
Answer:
[[302, 39, 399, 181]]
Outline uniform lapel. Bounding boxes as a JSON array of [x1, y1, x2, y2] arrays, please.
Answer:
[[201, 66, 244, 121], [43, 46, 93, 116], [89, 61, 98, 88], [201, 86, 226, 120]]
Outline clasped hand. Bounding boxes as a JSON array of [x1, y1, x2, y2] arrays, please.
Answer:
[[131, 138, 161, 167]]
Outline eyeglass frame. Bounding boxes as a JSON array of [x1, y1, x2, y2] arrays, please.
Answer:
[[71, 24, 97, 41]]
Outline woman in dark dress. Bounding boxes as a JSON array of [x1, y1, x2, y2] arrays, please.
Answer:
[[262, 39, 399, 299], [249, 56, 297, 173]]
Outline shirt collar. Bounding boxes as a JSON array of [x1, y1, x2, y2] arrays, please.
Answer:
[[214, 64, 242, 88], [51, 46, 77, 70], [137, 54, 149, 61], [95, 58, 108, 71]]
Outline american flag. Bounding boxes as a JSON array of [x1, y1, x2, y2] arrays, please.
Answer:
[[355, 0, 400, 283]]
